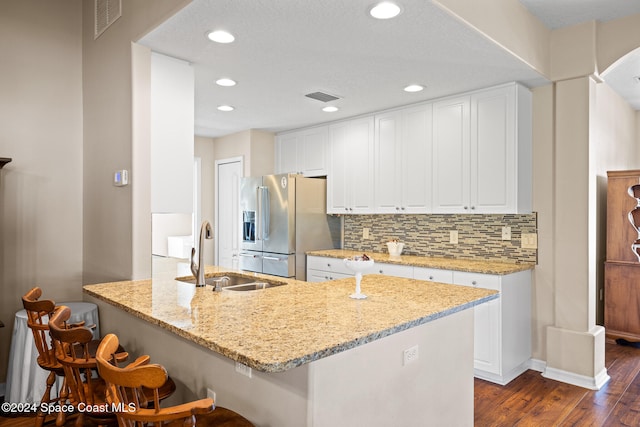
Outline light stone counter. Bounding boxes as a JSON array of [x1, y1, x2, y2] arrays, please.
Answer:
[[307, 249, 535, 275], [83, 265, 497, 373]]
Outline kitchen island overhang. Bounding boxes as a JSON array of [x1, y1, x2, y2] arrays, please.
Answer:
[[83, 267, 498, 426]]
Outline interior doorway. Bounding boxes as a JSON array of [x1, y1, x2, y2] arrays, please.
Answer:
[[215, 157, 243, 268]]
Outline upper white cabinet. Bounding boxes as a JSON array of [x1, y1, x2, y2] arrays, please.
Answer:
[[327, 117, 375, 214], [432, 83, 532, 214], [275, 126, 328, 177], [279, 83, 531, 214], [374, 104, 432, 213]]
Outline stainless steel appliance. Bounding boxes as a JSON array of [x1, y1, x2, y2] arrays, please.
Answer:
[[239, 174, 341, 280]]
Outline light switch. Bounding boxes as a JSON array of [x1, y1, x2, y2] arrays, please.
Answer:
[[450, 230, 458, 244], [363, 228, 370, 239]]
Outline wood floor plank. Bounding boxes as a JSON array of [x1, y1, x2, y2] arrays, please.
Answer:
[[560, 345, 640, 426], [602, 365, 640, 427]]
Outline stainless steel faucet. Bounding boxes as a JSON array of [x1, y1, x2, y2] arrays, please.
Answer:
[[190, 221, 213, 287]]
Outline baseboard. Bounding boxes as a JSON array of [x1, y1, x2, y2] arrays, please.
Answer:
[[542, 366, 610, 390], [528, 358, 546, 373], [474, 359, 531, 385]]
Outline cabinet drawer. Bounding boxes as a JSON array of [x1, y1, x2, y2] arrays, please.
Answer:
[[307, 256, 352, 275], [414, 267, 453, 284], [453, 271, 501, 291], [371, 262, 413, 278], [307, 269, 352, 283]]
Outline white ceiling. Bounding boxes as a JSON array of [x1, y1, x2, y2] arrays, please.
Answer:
[[138, 0, 640, 138]]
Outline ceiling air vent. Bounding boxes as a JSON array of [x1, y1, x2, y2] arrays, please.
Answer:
[[305, 92, 341, 103], [95, 0, 122, 39]]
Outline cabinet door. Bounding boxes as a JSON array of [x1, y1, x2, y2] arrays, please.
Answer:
[[402, 104, 432, 213], [300, 127, 328, 177], [470, 86, 515, 213], [276, 133, 299, 174], [453, 271, 501, 374], [432, 96, 470, 213], [348, 117, 375, 214], [374, 111, 402, 213], [327, 123, 351, 214]]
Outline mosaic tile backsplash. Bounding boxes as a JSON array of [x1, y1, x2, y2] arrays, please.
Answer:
[[343, 213, 537, 264]]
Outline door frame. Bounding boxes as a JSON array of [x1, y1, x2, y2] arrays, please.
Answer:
[[214, 156, 244, 265]]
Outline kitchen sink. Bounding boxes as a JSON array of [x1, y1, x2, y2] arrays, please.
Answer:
[[176, 274, 286, 291], [222, 281, 285, 291]]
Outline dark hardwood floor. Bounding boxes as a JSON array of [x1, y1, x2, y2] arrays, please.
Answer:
[[2, 341, 640, 426], [475, 341, 640, 426]]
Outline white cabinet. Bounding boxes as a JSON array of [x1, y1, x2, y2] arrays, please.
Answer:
[[327, 117, 375, 214], [307, 255, 354, 282], [374, 104, 432, 213], [413, 267, 453, 284], [452, 270, 531, 385], [371, 262, 414, 278], [432, 83, 531, 214], [275, 126, 328, 177], [432, 95, 470, 213]]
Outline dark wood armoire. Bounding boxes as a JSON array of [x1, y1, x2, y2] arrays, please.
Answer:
[[605, 170, 640, 341]]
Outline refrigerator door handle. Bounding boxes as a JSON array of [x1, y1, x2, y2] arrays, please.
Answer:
[[263, 256, 282, 261], [261, 186, 270, 240], [256, 186, 262, 242], [239, 252, 260, 258]]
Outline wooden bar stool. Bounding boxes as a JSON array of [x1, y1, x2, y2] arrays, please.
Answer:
[[96, 333, 255, 427], [48, 305, 177, 426], [21, 288, 71, 427]]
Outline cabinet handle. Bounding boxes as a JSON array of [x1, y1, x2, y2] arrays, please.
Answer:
[[401, 207, 405, 210], [395, 207, 400, 211], [471, 206, 475, 210], [327, 263, 331, 267], [379, 270, 384, 274], [464, 206, 468, 210], [472, 280, 477, 286], [345, 208, 349, 212], [429, 276, 434, 280]]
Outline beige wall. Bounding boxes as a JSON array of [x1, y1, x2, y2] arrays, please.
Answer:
[[81, 0, 190, 285], [0, 0, 83, 384], [213, 129, 274, 178]]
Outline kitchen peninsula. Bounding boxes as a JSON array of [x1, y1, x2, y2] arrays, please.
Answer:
[[84, 263, 498, 426]]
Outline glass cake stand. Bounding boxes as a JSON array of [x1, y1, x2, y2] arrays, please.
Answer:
[[343, 258, 375, 299]]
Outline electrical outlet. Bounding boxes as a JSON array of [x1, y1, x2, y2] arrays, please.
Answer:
[[207, 388, 216, 402], [403, 345, 419, 365], [521, 233, 538, 249], [235, 362, 252, 378], [449, 230, 458, 244], [502, 226, 511, 241], [363, 228, 370, 239]]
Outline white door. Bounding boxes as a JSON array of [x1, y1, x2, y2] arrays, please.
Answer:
[[216, 158, 243, 268]]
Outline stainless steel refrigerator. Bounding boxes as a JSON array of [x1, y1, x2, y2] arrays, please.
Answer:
[[239, 174, 341, 280]]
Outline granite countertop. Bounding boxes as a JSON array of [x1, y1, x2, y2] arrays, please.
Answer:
[[83, 265, 498, 373], [307, 249, 535, 275]]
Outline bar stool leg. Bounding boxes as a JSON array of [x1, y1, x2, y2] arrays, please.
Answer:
[[35, 371, 56, 427], [55, 377, 69, 427]]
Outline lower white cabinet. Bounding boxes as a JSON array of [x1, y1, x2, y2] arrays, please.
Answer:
[[307, 255, 354, 282], [307, 255, 531, 385], [371, 262, 413, 278], [413, 267, 454, 284], [452, 270, 531, 385]]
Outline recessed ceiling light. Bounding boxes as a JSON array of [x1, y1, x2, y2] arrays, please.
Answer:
[[207, 30, 235, 43], [217, 105, 234, 112], [404, 84, 424, 93], [369, 2, 402, 19], [216, 78, 237, 87], [323, 106, 339, 112]]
